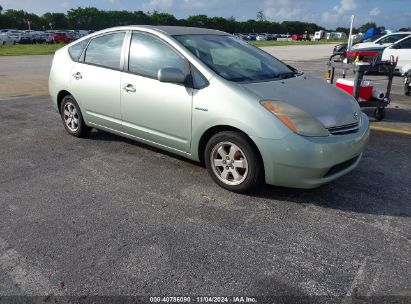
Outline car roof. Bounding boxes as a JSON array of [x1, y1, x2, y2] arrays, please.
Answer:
[[98, 25, 228, 36], [377, 32, 411, 38]]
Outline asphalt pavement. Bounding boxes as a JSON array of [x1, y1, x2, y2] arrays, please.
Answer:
[[0, 95, 410, 298]]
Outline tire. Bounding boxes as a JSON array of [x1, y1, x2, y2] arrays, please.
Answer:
[[60, 95, 91, 138], [405, 75, 411, 96], [204, 131, 263, 193], [374, 107, 386, 121]]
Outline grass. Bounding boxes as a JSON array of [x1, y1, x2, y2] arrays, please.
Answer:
[[0, 43, 65, 56], [250, 39, 346, 47], [0, 39, 346, 56]]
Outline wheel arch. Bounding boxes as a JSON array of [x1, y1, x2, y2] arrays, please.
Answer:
[[197, 125, 265, 180], [57, 90, 72, 113]]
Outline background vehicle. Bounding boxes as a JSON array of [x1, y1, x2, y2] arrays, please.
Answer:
[[314, 30, 325, 40], [0, 33, 14, 45], [256, 34, 267, 41], [246, 33, 257, 41], [353, 32, 411, 50], [51, 32, 70, 43], [291, 34, 303, 41], [4, 30, 22, 43], [382, 35, 411, 71]]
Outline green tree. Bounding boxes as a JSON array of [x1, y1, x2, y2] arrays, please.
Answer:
[[42, 12, 68, 29], [359, 22, 377, 33], [149, 11, 177, 25]]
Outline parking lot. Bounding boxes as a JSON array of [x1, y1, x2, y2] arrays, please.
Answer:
[[0, 45, 410, 299]]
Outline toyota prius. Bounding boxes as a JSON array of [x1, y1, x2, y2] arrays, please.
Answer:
[[49, 26, 369, 192]]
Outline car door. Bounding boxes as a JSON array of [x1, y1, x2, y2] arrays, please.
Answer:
[[120, 31, 193, 152], [383, 37, 411, 68], [70, 31, 126, 131]]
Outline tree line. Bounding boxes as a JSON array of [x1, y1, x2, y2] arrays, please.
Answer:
[[0, 7, 326, 34], [0, 7, 390, 34]]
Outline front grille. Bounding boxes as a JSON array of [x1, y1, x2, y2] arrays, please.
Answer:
[[324, 155, 359, 177], [327, 122, 359, 135]]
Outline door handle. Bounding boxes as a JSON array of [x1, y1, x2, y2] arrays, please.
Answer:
[[72, 72, 82, 80], [123, 83, 136, 93]]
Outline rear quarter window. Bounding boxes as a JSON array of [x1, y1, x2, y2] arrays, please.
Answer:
[[68, 39, 89, 62]]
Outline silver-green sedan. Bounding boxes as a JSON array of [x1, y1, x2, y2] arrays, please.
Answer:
[[49, 26, 369, 192]]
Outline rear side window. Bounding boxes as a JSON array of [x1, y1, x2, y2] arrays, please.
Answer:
[[84, 32, 125, 70], [128, 32, 186, 78], [68, 39, 89, 61]]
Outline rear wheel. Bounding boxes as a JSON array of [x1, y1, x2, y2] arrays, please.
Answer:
[[60, 95, 91, 138], [205, 131, 263, 193]]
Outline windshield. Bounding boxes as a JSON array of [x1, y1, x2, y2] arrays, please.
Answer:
[[174, 34, 295, 82]]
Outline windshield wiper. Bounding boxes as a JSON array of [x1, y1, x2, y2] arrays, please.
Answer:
[[277, 71, 303, 79]]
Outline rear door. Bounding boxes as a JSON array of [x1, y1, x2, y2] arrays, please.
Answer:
[[70, 31, 126, 131]]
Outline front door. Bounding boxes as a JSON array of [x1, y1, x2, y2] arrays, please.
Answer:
[[120, 32, 193, 152]]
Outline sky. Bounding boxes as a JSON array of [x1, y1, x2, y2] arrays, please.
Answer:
[[0, 0, 410, 30]]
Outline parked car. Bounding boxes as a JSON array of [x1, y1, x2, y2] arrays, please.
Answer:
[[352, 32, 411, 50], [0, 33, 15, 45], [256, 34, 267, 41], [49, 26, 369, 193], [246, 33, 257, 41], [51, 32, 70, 43], [4, 30, 22, 43], [382, 35, 411, 71], [291, 34, 304, 41]]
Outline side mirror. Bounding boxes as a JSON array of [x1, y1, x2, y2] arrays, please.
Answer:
[[158, 67, 186, 84]]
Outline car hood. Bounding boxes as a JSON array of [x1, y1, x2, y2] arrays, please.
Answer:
[[353, 42, 389, 49], [239, 75, 360, 128]]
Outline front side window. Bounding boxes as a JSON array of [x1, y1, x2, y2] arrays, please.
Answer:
[[399, 37, 411, 49], [128, 32, 186, 78], [84, 32, 125, 70], [174, 34, 294, 82]]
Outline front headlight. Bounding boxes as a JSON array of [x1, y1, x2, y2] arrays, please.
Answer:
[[261, 101, 330, 137]]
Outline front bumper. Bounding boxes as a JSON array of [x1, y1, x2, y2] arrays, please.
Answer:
[[252, 113, 370, 189]]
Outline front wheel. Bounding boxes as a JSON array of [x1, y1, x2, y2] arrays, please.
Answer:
[[60, 95, 91, 138], [205, 131, 263, 193], [405, 75, 411, 96], [374, 107, 386, 121]]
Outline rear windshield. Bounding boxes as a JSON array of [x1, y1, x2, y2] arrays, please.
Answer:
[[174, 34, 293, 83]]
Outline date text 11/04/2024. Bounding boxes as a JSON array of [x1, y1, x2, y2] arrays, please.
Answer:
[[149, 296, 257, 303]]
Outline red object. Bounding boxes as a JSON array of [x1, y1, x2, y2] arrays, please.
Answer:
[[291, 34, 303, 41], [345, 51, 380, 57], [336, 78, 373, 101], [52, 33, 70, 43]]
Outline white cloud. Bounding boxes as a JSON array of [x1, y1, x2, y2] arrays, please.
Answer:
[[333, 0, 358, 13], [61, 2, 70, 9], [182, 0, 207, 9], [321, 0, 360, 27], [369, 7, 380, 17], [263, 0, 303, 21], [140, 0, 174, 12]]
